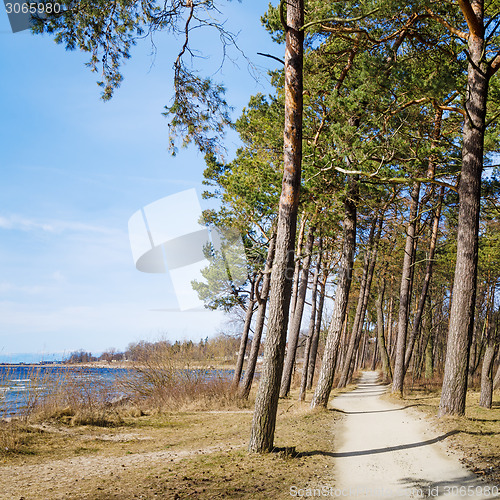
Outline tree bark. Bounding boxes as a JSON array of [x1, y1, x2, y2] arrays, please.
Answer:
[[306, 270, 328, 390], [239, 234, 276, 400], [339, 215, 382, 387], [404, 189, 443, 373], [371, 334, 379, 371], [290, 214, 307, 318], [280, 225, 315, 397], [493, 357, 500, 390], [479, 343, 498, 408], [392, 182, 420, 396], [299, 238, 322, 401], [248, 0, 303, 453], [311, 179, 357, 408], [479, 309, 499, 408], [439, 4, 487, 416], [423, 300, 435, 380], [387, 294, 395, 360], [376, 279, 392, 383], [337, 217, 377, 388], [231, 281, 256, 390]]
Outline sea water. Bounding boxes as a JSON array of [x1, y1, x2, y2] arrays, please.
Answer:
[[0, 365, 234, 417], [0, 365, 129, 418]]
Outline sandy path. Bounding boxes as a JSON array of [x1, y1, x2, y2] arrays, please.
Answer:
[[330, 371, 499, 499]]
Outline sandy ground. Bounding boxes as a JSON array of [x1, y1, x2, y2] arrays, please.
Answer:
[[0, 443, 243, 499], [329, 371, 499, 500]]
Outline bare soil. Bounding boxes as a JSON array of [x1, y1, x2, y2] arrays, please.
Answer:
[[0, 399, 337, 499]]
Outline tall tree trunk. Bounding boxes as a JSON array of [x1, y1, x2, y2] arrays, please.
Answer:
[[392, 182, 420, 396], [290, 214, 306, 318], [493, 361, 500, 390], [248, 0, 303, 453], [404, 189, 443, 373], [358, 329, 368, 370], [439, 4, 487, 417], [479, 343, 498, 408], [387, 294, 395, 360], [371, 335, 379, 371], [339, 215, 382, 387], [479, 309, 498, 408], [231, 281, 256, 390], [306, 271, 328, 390], [299, 238, 322, 401], [376, 279, 392, 383], [239, 235, 276, 400], [424, 329, 434, 379], [311, 179, 357, 408], [337, 217, 377, 388], [280, 225, 315, 397]]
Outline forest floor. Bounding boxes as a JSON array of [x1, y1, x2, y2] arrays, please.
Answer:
[[0, 395, 340, 499]]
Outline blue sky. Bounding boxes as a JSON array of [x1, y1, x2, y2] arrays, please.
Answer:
[[0, 2, 280, 360]]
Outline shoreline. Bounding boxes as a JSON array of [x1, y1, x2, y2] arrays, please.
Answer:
[[0, 361, 239, 371]]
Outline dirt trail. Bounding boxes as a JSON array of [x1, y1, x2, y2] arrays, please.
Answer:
[[330, 371, 499, 499]]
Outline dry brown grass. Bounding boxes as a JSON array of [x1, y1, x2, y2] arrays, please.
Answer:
[[120, 345, 250, 412], [0, 390, 339, 499]]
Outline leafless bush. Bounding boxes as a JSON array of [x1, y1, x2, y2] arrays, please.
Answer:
[[121, 342, 247, 411]]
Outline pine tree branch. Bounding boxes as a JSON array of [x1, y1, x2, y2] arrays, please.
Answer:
[[435, 104, 466, 118], [424, 7, 469, 40], [457, 0, 484, 37], [332, 166, 458, 193], [300, 8, 379, 32], [257, 52, 285, 65], [488, 51, 500, 76]]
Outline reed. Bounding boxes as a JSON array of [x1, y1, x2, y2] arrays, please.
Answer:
[[121, 343, 247, 411]]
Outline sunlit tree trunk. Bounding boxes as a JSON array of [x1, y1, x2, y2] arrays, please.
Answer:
[[479, 343, 498, 408], [232, 281, 256, 390], [494, 362, 500, 390], [376, 279, 392, 383], [299, 238, 322, 401], [249, 0, 304, 453], [311, 179, 357, 408], [281, 225, 315, 397], [439, 2, 487, 416], [339, 215, 381, 387], [239, 234, 276, 400], [337, 217, 377, 388], [392, 182, 420, 396], [479, 310, 499, 408], [404, 189, 443, 373], [290, 214, 306, 318], [306, 271, 328, 390]]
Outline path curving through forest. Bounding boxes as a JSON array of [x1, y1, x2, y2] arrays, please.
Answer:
[[330, 371, 499, 499]]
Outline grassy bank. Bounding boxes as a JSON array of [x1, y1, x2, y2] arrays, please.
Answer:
[[0, 392, 338, 499]]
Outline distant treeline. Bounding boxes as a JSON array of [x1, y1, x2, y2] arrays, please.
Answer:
[[64, 334, 246, 365]]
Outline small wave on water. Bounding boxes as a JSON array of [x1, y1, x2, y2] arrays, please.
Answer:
[[0, 365, 129, 418]]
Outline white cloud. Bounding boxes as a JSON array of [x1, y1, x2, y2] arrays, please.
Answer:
[[0, 214, 118, 235], [0, 300, 225, 352]]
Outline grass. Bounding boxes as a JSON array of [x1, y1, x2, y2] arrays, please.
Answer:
[[0, 357, 340, 498], [0, 393, 338, 499]]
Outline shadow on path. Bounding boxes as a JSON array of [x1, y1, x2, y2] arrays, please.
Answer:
[[297, 430, 460, 459], [331, 404, 420, 415]]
